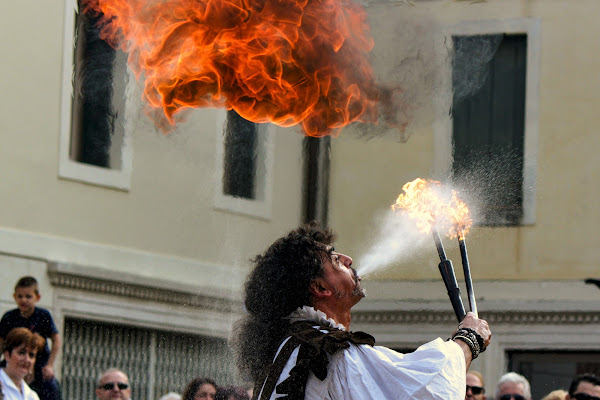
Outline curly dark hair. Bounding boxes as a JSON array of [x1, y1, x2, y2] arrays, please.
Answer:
[[568, 373, 600, 396], [182, 377, 217, 400], [231, 222, 336, 382], [215, 385, 250, 400]]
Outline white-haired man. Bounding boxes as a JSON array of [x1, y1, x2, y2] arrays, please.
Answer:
[[494, 372, 531, 400], [95, 368, 131, 400]]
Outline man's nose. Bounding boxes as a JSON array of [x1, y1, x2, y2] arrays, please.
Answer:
[[338, 253, 353, 268]]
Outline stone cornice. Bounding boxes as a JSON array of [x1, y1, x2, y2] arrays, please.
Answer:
[[351, 310, 600, 325], [47, 262, 240, 313]]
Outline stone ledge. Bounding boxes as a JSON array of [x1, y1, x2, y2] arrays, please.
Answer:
[[47, 262, 240, 313], [352, 310, 600, 325]]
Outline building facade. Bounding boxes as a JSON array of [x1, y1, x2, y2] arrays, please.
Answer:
[[1, 0, 599, 399]]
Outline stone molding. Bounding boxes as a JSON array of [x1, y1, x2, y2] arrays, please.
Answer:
[[352, 310, 600, 325], [47, 262, 239, 313]]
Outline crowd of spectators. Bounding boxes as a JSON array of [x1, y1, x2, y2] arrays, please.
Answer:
[[465, 370, 600, 400]]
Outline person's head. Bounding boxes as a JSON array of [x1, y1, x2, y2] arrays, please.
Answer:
[[567, 374, 600, 400], [244, 222, 363, 321], [96, 368, 131, 400], [159, 393, 182, 400], [542, 389, 568, 400], [2, 327, 45, 382], [182, 377, 217, 400], [215, 385, 250, 400], [466, 371, 486, 400], [495, 372, 531, 400], [13, 276, 41, 316]]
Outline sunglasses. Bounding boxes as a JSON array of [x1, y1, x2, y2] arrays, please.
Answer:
[[499, 395, 525, 400], [99, 382, 129, 391], [573, 394, 600, 400], [466, 385, 485, 395]]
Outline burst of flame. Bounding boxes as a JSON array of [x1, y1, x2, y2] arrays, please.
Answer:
[[81, 0, 383, 136], [391, 178, 472, 239]]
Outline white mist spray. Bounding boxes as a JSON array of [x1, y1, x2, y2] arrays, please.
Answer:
[[355, 209, 431, 277]]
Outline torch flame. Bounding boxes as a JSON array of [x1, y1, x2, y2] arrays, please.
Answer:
[[81, 0, 383, 136], [391, 178, 472, 239]]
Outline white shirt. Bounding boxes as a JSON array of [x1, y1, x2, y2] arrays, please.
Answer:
[[259, 306, 466, 400], [0, 369, 40, 400]]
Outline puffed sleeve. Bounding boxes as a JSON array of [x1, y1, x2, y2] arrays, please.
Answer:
[[306, 338, 466, 400]]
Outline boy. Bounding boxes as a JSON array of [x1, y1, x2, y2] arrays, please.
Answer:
[[0, 276, 62, 400]]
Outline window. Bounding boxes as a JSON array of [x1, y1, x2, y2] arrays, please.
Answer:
[[452, 34, 527, 226], [59, 0, 133, 190], [61, 318, 236, 399], [222, 110, 258, 199], [509, 351, 600, 400], [434, 18, 540, 226], [214, 110, 274, 219], [302, 136, 330, 225]]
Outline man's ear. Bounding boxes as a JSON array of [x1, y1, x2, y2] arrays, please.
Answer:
[[309, 279, 331, 298]]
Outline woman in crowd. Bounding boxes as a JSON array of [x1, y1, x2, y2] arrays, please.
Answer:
[[215, 385, 250, 400], [0, 327, 45, 400], [182, 377, 217, 400]]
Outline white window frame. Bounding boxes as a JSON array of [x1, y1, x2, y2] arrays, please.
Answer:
[[434, 18, 541, 225], [213, 109, 275, 220], [58, 0, 134, 191]]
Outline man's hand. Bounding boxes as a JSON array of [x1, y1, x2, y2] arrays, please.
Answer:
[[457, 312, 492, 350], [42, 364, 55, 380]]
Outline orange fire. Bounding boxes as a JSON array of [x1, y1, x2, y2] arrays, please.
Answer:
[[81, 0, 383, 136], [391, 178, 472, 239]]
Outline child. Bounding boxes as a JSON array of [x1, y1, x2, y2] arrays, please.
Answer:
[[0, 277, 62, 400]]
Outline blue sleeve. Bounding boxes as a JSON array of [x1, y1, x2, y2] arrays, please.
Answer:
[[36, 308, 59, 338], [0, 310, 15, 339]]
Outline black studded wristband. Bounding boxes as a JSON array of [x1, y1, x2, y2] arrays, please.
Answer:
[[462, 327, 486, 353], [452, 328, 481, 359]]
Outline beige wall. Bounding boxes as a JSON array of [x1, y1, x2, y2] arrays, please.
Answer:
[[330, 0, 600, 282], [2, 0, 600, 395], [0, 0, 307, 294]]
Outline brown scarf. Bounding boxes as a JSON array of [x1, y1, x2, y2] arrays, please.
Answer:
[[253, 320, 375, 400]]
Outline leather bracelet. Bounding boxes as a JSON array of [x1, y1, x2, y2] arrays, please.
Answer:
[[452, 328, 481, 359], [462, 327, 486, 353], [453, 335, 480, 360]]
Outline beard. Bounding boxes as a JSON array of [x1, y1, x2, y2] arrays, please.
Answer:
[[331, 268, 367, 299], [352, 283, 366, 298]]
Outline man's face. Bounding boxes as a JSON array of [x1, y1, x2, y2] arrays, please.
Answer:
[[466, 373, 486, 400], [194, 383, 217, 400], [96, 370, 131, 400], [496, 382, 527, 400], [567, 381, 600, 400], [319, 249, 365, 306], [13, 287, 40, 317]]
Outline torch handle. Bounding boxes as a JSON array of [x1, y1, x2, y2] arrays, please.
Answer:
[[438, 259, 466, 322], [458, 235, 478, 317]]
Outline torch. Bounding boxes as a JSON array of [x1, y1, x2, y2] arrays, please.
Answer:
[[433, 227, 466, 321], [392, 178, 477, 322], [458, 227, 478, 317]]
